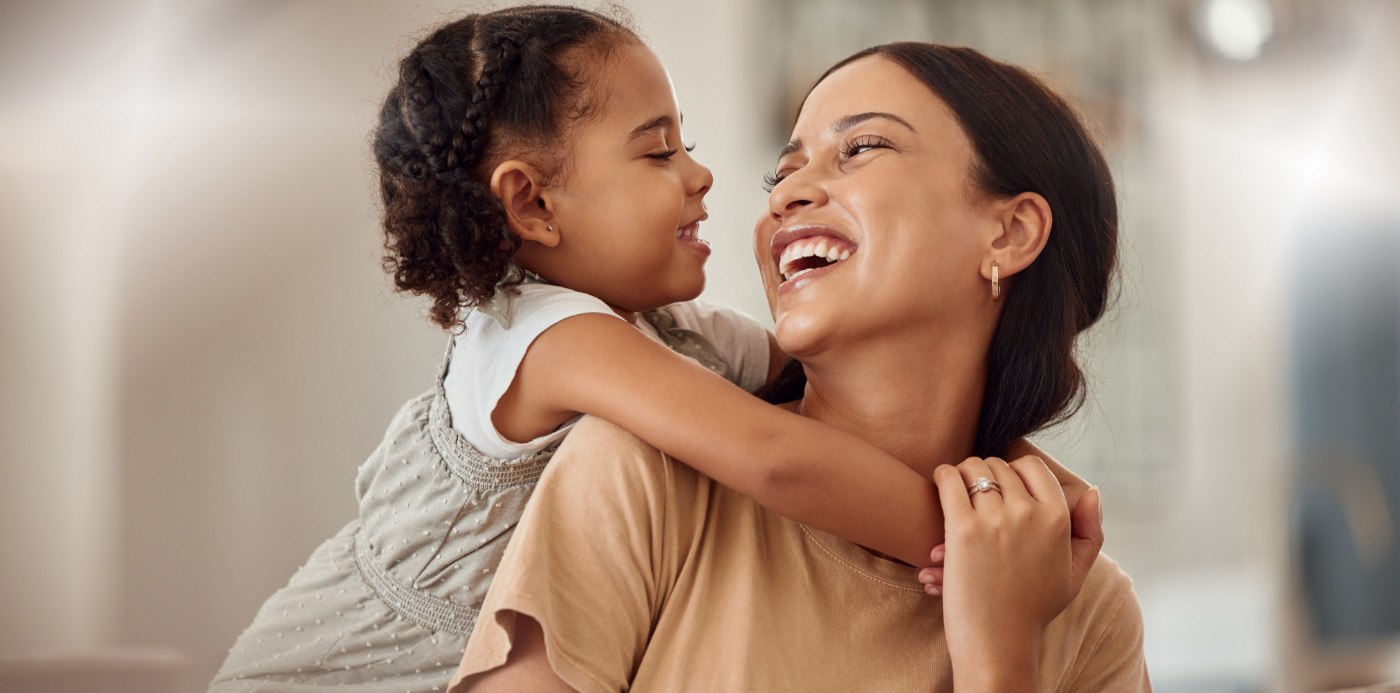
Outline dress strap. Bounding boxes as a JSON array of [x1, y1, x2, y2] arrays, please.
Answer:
[[429, 339, 554, 489]]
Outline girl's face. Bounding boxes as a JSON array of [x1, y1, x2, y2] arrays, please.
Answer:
[[541, 42, 714, 313], [754, 55, 1001, 358]]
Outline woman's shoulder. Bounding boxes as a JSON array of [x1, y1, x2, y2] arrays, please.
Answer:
[[541, 416, 708, 497], [1053, 551, 1147, 665], [1075, 552, 1144, 622], [554, 415, 656, 457], [1050, 552, 1152, 688]]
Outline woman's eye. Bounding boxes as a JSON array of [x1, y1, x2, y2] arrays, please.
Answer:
[[646, 149, 679, 161], [762, 171, 786, 193], [841, 136, 891, 160]]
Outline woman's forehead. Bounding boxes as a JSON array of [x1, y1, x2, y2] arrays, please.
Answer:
[[792, 56, 963, 147]]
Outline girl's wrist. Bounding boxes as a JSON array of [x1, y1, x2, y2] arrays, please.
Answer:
[[952, 631, 1041, 692], [953, 657, 1039, 693]]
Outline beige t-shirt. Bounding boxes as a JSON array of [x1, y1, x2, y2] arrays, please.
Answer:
[[450, 417, 1151, 692]]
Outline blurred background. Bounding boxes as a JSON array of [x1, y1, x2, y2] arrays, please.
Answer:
[[2, 0, 1398, 691]]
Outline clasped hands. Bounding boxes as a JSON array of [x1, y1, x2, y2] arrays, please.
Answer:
[[917, 454, 1105, 690]]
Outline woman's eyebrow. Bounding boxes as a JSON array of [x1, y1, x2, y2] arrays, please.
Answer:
[[626, 112, 684, 144], [832, 111, 915, 133], [776, 111, 915, 161]]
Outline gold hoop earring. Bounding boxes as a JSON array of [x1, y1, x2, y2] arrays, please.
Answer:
[[991, 262, 1001, 302]]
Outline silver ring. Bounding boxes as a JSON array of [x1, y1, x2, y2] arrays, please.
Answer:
[[967, 476, 1002, 496]]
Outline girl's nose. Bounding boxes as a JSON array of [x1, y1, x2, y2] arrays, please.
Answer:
[[688, 157, 714, 198]]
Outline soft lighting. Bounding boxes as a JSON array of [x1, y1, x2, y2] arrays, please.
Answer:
[[1199, 0, 1275, 61]]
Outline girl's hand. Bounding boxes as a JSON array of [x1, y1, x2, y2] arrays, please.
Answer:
[[927, 456, 1095, 691], [916, 480, 1104, 601]]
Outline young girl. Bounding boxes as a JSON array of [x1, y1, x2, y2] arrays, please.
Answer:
[[211, 6, 1088, 691]]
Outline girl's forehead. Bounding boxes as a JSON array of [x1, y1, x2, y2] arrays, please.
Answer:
[[588, 43, 680, 130]]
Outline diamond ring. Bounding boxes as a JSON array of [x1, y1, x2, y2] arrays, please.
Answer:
[[967, 476, 1002, 496]]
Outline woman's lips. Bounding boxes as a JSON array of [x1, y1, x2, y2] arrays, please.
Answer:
[[776, 257, 843, 294], [770, 224, 857, 267], [770, 224, 858, 291], [778, 235, 856, 281]]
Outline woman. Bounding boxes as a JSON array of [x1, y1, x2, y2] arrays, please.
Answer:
[[449, 42, 1147, 691]]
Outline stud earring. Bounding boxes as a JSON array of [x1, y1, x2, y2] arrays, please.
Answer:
[[991, 262, 1001, 302]]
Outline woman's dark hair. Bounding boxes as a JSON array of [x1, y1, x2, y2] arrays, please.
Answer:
[[373, 6, 635, 329], [760, 43, 1119, 458]]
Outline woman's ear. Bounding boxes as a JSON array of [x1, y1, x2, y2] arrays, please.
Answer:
[[490, 161, 559, 248], [982, 192, 1052, 282]]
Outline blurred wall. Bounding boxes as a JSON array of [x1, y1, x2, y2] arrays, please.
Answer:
[[0, 0, 767, 687], [2, 1, 1399, 692]]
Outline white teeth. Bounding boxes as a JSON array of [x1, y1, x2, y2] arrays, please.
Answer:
[[778, 235, 857, 281]]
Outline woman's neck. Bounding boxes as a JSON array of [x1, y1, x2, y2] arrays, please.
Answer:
[[795, 334, 987, 479]]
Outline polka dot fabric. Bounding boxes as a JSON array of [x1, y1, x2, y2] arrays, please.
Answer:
[[209, 358, 553, 691], [211, 306, 740, 691]]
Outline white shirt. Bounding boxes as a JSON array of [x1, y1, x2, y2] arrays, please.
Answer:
[[443, 282, 770, 459]]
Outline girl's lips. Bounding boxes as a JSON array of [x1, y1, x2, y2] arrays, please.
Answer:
[[679, 234, 712, 257], [677, 221, 711, 257]]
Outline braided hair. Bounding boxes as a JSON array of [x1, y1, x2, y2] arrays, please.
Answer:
[[373, 6, 636, 329]]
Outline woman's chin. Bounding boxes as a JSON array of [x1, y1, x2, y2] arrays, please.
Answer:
[[773, 309, 835, 360]]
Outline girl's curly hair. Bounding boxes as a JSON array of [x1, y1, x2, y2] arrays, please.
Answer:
[[372, 6, 635, 329]]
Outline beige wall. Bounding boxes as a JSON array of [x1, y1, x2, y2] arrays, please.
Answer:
[[3, 1, 1399, 691], [0, 0, 767, 686]]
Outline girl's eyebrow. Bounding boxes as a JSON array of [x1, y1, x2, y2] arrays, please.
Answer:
[[777, 111, 915, 161], [626, 112, 685, 143]]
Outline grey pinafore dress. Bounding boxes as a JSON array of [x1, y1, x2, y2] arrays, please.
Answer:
[[209, 309, 733, 692]]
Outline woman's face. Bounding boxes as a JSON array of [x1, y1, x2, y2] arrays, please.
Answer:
[[755, 55, 1003, 358]]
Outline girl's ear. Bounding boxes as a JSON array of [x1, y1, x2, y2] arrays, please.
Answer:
[[490, 161, 559, 248], [981, 191, 1052, 282]]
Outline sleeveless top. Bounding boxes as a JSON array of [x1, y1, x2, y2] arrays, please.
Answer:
[[210, 305, 754, 691]]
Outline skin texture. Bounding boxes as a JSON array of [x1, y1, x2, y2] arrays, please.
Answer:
[[465, 50, 1104, 692], [496, 41, 713, 317], [492, 43, 961, 568], [756, 54, 1095, 690]]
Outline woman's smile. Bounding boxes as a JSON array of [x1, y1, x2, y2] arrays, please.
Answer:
[[771, 224, 859, 292]]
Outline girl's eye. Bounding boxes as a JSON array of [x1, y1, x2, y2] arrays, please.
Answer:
[[647, 142, 695, 162]]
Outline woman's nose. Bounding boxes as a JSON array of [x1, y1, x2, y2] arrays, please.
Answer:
[[766, 170, 826, 221]]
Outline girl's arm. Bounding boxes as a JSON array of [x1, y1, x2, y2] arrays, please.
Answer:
[[497, 313, 1078, 566]]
